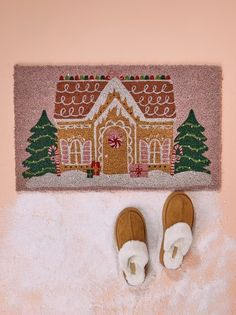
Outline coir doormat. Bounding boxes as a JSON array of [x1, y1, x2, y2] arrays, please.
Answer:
[[14, 65, 222, 191]]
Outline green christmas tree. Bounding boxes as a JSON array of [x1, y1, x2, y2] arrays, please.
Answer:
[[174, 109, 211, 174], [22, 110, 58, 178]]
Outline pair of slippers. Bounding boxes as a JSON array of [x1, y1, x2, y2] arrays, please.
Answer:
[[115, 192, 194, 286]]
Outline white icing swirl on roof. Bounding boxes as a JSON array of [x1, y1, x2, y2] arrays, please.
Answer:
[[130, 83, 173, 95]]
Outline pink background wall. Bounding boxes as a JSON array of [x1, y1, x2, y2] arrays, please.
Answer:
[[0, 0, 236, 314]]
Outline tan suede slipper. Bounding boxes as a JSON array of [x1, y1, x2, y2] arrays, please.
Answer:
[[115, 207, 149, 286], [160, 192, 194, 269]]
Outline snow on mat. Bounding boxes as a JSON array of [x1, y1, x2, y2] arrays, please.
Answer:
[[14, 65, 222, 191]]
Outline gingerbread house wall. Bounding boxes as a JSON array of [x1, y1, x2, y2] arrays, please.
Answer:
[[136, 121, 174, 173], [56, 118, 174, 174], [57, 123, 94, 173]]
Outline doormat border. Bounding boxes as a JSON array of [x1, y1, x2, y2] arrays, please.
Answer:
[[14, 64, 222, 191]]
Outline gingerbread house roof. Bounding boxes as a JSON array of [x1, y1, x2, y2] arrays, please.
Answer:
[[54, 76, 176, 121]]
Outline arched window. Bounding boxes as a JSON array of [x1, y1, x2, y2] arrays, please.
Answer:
[[162, 138, 171, 164], [70, 140, 82, 165], [149, 139, 161, 164], [139, 140, 148, 163], [60, 139, 69, 164], [82, 140, 92, 164]]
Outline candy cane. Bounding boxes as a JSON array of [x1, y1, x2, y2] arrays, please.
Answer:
[[48, 145, 61, 176], [170, 144, 183, 176]]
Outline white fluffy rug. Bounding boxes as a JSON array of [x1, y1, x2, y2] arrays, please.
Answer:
[[0, 191, 235, 315]]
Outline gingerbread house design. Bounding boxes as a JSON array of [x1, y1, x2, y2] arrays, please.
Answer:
[[54, 76, 176, 175]]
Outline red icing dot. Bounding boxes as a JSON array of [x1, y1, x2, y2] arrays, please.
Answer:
[[59, 75, 64, 80], [119, 75, 124, 80], [89, 75, 94, 80], [135, 75, 139, 80], [105, 75, 110, 80], [75, 75, 79, 80], [150, 75, 154, 80], [166, 75, 171, 80]]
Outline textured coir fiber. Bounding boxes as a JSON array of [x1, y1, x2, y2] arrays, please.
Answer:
[[14, 65, 222, 191]]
